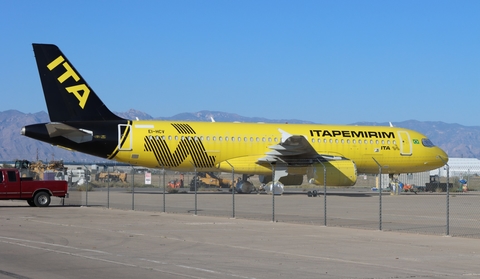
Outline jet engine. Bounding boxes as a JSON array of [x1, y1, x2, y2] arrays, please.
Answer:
[[307, 159, 357, 186]]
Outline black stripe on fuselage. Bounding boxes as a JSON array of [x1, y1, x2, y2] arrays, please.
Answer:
[[171, 123, 196, 134], [144, 136, 215, 168]]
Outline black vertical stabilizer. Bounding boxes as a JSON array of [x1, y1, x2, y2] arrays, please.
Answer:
[[32, 44, 124, 122]]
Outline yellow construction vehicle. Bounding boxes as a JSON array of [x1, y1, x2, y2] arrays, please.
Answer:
[[189, 172, 233, 191], [14, 160, 67, 181], [96, 171, 128, 183]]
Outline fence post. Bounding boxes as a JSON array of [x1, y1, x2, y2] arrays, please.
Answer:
[[107, 167, 110, 209], [438, 156, 449, 236], [372, 158, 382, 231], [189, 162, 198, 216], [131, 166, 135, 210], [446, 163, 450, 236], [268, 162, 276, 222], [225, 161, 235, 219], [162, 167, 166, 213], [316, 159, 327, 226], [84, 165, 89, 207]]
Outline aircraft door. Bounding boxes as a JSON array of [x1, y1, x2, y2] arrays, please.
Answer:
[[398, 131, 412, 156], [118, 124, 132, 151]]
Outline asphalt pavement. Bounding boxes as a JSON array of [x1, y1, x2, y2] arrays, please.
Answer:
[[1, 199, 480, 279]]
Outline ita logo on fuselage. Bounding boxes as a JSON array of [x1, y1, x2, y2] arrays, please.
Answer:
[[47, 56, 90, 109]]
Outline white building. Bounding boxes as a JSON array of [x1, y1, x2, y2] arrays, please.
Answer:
[[430, 158, 480, 177]]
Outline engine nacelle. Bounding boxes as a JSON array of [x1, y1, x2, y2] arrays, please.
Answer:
[[235, 180, 255, 194], [263, 181, 284, 195], [307, 160, 357, 186]]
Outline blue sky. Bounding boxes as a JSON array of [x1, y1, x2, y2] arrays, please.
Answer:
[[1, 1, 479, 126]]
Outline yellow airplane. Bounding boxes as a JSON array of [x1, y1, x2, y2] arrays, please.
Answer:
[[22, 44, 448, 192]]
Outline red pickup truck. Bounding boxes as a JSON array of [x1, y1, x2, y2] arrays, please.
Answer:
[[0, 168, 68, 207]]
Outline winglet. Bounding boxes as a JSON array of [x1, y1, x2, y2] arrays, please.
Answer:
[[278, 128, 292, 143]]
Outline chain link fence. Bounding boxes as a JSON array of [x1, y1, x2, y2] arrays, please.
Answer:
[[59, 157, 480, 238]]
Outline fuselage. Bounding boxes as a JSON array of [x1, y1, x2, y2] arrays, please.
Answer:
[[110, 121, 447, 175]]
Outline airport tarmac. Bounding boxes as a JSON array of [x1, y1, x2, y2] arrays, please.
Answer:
[[65, 188, 480, 237], [1, 199, 480, 279]]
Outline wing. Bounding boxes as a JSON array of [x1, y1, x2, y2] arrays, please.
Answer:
[[257, 129, 345, 166]]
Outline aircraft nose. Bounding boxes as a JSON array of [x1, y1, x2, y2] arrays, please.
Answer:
[[433, 146, 449, 167]]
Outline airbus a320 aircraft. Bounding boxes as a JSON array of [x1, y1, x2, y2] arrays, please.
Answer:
[[22, 44, 448, 192]]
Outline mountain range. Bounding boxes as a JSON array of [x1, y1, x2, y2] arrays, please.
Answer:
[[1, 109, 478, 163]]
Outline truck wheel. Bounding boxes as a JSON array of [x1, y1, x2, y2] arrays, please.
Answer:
[[27, 199, 36, 207], [34, 191, 51, 207]]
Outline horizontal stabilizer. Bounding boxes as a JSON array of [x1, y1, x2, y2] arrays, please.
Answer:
[[45, 123, 93, 143]]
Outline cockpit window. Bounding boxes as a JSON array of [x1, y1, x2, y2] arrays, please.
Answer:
[[422, 138, 435, 147]]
